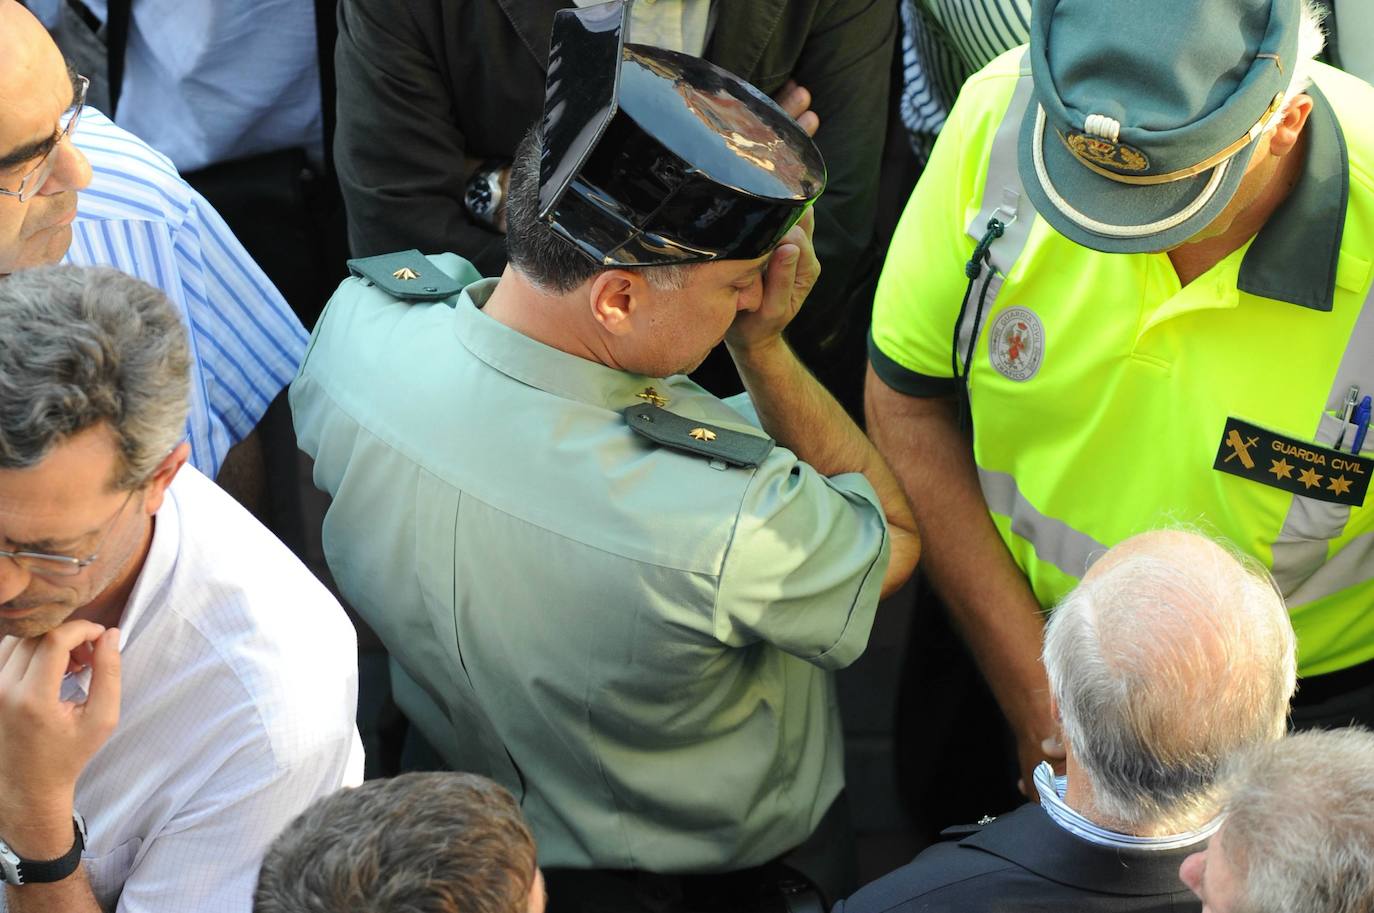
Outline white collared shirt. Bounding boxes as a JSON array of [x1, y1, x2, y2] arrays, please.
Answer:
[[1033, 762, 1220, 851], [2, 468, 364, 913]]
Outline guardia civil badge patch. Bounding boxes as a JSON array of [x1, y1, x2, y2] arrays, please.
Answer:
[[987, 307, 1044, 382], [1213, 417, 1372, 507]]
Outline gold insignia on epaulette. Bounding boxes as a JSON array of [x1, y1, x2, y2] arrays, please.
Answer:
[[636, 387, 669, 408], [689, 427, 717, 442], [392, 267, 421, 281], [1065, 132, 1150, 173]]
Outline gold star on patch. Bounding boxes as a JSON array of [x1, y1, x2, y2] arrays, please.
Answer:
[[635, 387, 668, 408], [1298, 467, 1323, 490], [1268, 458, 1294, 480], [689, 427, 717, 442], [392, 267, 421, 281], [1328, 474, 1353, 496]]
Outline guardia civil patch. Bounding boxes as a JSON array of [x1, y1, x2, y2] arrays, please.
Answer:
[[1213, 418, 1372, 507], [987, 307, 1044, 382]]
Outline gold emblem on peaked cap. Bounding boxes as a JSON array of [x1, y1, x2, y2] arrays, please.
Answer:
[[1060, 92, 1285, 187], [1065, 132, 1150, 173], [392, 267, 421, 281], [636, 387, 669, 408], [689, 427, 717, 442]]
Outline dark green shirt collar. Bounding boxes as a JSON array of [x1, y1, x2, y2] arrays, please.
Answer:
[[1238, 84, 1349, 312]]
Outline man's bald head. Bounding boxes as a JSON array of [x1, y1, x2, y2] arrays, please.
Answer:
[[0, 0, 92, 275], [1044, 530, 1297, 833], [0, 1, 64, 109]]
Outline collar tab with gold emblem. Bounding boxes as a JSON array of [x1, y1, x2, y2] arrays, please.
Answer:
[[347, 249, 463, 302], [624, 403, 774, 468]]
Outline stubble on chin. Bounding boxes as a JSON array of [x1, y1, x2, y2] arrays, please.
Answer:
[[0, 608, 70, 640], [36, 223, 74, 267]]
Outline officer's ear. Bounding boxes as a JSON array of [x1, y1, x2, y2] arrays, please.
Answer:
[[588, 269, 652, 337], [1267, 92, 1313, 160]]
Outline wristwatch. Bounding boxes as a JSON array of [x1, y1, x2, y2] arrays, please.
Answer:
[[0, 813, 87, 886], [464, 161, 507, 231]]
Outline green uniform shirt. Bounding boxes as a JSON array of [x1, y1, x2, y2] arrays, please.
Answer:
[[871, 51, 1374, 676], [291, 255, 890, 871]]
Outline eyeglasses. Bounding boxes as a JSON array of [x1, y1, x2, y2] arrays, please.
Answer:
[[0, 74, 89, 204], [0, 487, 136, 579]]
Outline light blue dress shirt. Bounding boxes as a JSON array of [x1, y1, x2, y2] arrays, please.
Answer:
[[29, 0, 322, 172], [68, 109, 309, 476]]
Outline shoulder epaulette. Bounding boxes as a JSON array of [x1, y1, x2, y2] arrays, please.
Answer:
[[347, 249, 463, 302], [624, 403, 774, 468]]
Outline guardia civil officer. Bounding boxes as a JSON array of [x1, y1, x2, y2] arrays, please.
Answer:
[[867, 0, 1374, 797], [291, 3, 920, 910]]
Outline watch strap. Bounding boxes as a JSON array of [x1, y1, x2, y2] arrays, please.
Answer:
[[6, 814, 86, 885]]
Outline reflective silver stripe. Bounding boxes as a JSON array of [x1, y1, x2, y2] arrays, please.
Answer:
[[1284, 526, 1374, 607], [968, 59, 1102, 585], [957, 51, 1037, 361], [1272, 280, 1374, 598], [977, 465, 1107, 581]]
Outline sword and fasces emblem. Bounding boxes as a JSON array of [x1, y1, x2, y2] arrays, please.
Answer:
[[1214, 417, 1371, 506]]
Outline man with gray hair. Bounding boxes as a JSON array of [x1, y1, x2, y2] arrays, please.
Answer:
[[0, 265, 361, 913], [1180, 727, 1374, 913], [835, 529, 1297, 912]]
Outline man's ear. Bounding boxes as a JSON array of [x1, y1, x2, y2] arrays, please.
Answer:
[[1268, 92, 1314, 159], [588, 269, 650, 336], [140, 441, 190, 516]]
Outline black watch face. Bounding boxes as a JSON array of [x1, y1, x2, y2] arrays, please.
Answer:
[[466, 177, 494, 218]]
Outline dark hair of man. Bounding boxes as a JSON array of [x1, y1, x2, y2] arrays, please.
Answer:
[[505, 126, 689, 295], [252, 772, 537, 913]]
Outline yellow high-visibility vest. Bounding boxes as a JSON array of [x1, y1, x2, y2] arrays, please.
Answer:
[[872, 49, 1374, 676]]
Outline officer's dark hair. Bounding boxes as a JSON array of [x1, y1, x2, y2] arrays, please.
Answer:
[[505, 126, 690, 295]]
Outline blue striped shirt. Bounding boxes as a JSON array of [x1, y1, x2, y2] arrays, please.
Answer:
[[66, 110, 308, 478]]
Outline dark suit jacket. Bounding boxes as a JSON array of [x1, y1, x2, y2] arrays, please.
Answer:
[[834, 805, 1203, 913], [332, 0, 896, 387]]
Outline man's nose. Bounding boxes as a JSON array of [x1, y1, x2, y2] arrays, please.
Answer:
[[0, 557, 34, 606], [42, 141, 93, 195], [737, 278, 764, 312]]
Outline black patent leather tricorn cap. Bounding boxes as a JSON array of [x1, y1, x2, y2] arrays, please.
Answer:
[[538, 0, 826, 267]]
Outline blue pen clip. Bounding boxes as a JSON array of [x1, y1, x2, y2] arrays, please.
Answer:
[[1351, 395, 1371, 454]]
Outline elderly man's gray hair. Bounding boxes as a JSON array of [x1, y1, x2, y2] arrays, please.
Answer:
[[1218, 728, 1374, 913], [0, 265, 190, 489], [1042, 531, 1297, 834]]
